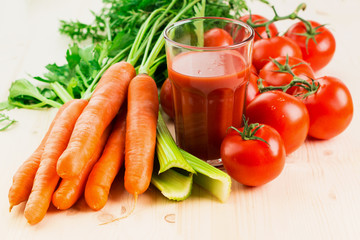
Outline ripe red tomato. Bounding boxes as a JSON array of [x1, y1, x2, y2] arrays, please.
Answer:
[[253, 36, 303, 71], [240, 14, 278, 41], [245, 72, 267, 107], [204, 28, 234, 47], [246, 91, 309, 154], [221, 124, 285, 186], [297, 76, 353, 139], [259, 56, 315, 94], [250, 64, 257, 75], [160, 78, 174, 119], [285, 21, 336, 72]]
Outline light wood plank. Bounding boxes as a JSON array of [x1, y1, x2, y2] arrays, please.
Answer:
[[1, 0, 360, 239]]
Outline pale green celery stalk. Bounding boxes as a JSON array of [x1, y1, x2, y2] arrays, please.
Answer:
[[180, 149, 232, 203], [50, 82, 74, 103], [149, 0, 201, 201], [156, 112, 195, 174], [151, 112, 195, 201], [151, 169, 193, 201]]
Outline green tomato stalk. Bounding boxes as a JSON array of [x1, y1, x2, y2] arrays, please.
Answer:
[[244, 2, 322, 44], [257, 56, 320, 98]]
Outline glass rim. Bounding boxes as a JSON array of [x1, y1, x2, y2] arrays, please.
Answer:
[[163, 16, 255, 51]]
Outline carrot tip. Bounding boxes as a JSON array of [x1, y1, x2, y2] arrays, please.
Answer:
[[99, 193, 138, 225], [9, 205, 13, 212]]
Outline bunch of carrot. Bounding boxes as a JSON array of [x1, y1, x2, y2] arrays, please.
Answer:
[[8, 60, 161, 224], [8, 0, 203, 225]]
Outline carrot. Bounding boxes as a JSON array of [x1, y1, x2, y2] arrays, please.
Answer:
[[52, 125, 112, 210], [23, 99, 88, 225], [85, 107, 127, 211], [8, 100, 73, 211], [56, 61, 136, 178], [124, 74, 159, 197]]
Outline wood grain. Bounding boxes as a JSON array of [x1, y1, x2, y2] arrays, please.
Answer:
[[1, 0, 360, 239]]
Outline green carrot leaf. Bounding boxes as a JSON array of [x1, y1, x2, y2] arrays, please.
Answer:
[[7, 79, 62, 109], [0, 101, 16, 111], [66, 44, 81, 69], [0, 112, 16, 131], [108, 31, 135, 57]]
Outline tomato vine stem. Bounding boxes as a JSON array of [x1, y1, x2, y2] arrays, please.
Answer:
[[228, 117, 269, 145], [256, 56, 319, 98], [244, 2, 321, 40], [258, 77, 319, 98]]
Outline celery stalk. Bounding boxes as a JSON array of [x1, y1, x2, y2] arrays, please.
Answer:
[[180, 149, 232, 203], [152, 112, 194, 201], [156, 112, 195, 174], [151, 170, 193, 201], [153, 111, 232, 203]]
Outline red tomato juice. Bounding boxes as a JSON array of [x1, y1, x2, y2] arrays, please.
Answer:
[[168, 50, 250, 160]]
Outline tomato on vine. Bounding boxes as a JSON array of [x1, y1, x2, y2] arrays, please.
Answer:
[[221, 120, 285, 187], [257, 73, 353, 140], [252, 36, 303, 71], [240, 14, 278, 41], [204, 28, 234, 47], [245, 72, 267, 107], [285, 20, 336, 72], [294, 76, 353, 139], [160, 78, 174, 119], [250, 64, 257, 75], [246, 91, 309, 154], [259, 56, 315, 94]]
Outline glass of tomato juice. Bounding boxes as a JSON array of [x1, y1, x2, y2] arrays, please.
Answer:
[[164, 17, 254, 165]]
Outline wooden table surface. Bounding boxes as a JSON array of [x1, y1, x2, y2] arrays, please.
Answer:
[[1, 0, 360, 239]]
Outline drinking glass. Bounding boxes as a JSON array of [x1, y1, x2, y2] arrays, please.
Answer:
[[164, 17, 254, 165]]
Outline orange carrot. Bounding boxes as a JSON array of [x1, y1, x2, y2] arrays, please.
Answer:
[[52, 125, 112, 210], [124, 74, 159, 197], [24, 99, 88, 225], [85, 107, 127, 211], [8, 101, 73, 211], [56, 61, 136, 178]]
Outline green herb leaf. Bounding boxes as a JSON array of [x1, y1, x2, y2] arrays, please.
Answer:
[[2, 0, 248, 122], [109, 31, 135, 57], [0, 112, 16, 131], [0, 101, 16, 111], [66, 44, 81, 69], [7, 79, 62, 109]]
